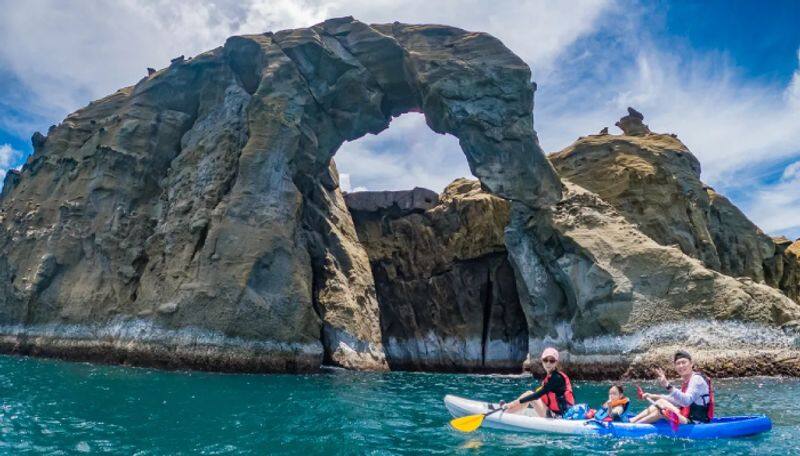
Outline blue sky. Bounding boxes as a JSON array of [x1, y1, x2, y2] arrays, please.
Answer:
[[1, 0, 799, 237]]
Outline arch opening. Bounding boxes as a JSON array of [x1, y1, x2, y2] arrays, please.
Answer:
[[335, 113, 472, 193]]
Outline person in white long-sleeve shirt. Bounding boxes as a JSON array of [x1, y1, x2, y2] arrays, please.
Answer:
[[631, 350, 714, 424]]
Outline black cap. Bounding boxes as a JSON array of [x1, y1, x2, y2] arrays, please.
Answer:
[[674, 350, 692, 362]]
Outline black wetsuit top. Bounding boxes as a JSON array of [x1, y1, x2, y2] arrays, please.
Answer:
[[519, 369, 568, 412]]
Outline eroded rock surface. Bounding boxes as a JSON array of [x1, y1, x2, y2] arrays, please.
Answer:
[[0, 17, 561, 372], [348, 179, 527, 371], [766, 237, 800, 303], [550, 110, 775, 284], [506, 182, 800, 377]]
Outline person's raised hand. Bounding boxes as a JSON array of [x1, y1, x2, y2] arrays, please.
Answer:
[[653, 367, 669, 388]]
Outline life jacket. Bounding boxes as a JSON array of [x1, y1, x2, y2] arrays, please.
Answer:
[[595, 397, 629, 422], [679, 372, 714, 423], [539, 370, 575, 413], [608, 397, 630, 413]]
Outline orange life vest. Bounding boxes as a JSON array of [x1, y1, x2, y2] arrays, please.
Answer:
[[540, 370, 575, 413], [679, 372, 714, 422], [608, 397, 629, 411]]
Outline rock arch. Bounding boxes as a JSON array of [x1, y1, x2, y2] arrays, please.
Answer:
[[0, 17, 560, 372]]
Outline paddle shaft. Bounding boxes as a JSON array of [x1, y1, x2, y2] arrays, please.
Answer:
[[482, 406, 506, 418]]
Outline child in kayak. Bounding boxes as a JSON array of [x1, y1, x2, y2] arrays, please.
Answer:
[[502, 347, 575, 418], [589, 384, 630, 422]]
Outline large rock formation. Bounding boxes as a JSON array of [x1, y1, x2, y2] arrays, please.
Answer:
[[347, 179, 527, 371], [550, 110, 775, 284], [1, 17, 797, 378], [507, 182, 800, 374], [0, 17, 561, 372]]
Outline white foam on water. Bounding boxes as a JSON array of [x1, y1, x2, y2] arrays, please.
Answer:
[[0, 317, 323, 355]]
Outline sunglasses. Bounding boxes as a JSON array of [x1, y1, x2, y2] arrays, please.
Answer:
[[541, 358, 557, 364]]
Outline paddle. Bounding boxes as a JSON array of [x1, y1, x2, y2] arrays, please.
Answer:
[[450, 405, 506, 433], [637, 385, 681, 430]]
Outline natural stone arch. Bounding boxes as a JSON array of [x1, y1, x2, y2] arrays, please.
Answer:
[[0, 17, 560, 372], [264, 17, 562, 206]]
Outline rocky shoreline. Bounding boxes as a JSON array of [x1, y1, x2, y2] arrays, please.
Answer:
[[1, 18, 799, 377]]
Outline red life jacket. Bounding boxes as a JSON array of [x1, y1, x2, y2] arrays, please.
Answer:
[[540, 371, 575, 413], [679, 372, 714, 421]]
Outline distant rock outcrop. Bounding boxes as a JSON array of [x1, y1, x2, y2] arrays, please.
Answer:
[[614, 107, 651, 136], [550, 111, 775, 284], [344, 187, 438, 215]]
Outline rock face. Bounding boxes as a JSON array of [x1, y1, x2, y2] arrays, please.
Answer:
[[347, 179, 527, 371], [343, 187, 438, 214], [550, 111, 775, 284], [614, 107, 650, 136], [766, 237, 800, 303], [506, 182, 800, 377], [0, 18, 561, 372]]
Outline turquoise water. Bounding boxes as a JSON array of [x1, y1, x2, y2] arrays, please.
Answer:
[[0, 355, 798, 455]]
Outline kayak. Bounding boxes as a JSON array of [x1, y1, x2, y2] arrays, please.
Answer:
[[444, 395, 772, 439]]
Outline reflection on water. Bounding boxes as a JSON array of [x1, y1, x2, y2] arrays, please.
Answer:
[[0, 355, 797, 455]]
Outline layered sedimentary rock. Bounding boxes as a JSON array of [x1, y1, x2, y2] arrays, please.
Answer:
[[347, 179, 527, 371], [0, 17, 561, 372], [530, 111, 800, 375], [550, 110, 775, 284], [506, 182, 800, 378]]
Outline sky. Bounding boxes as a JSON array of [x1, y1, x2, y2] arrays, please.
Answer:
[[0, 0, 799, 237]]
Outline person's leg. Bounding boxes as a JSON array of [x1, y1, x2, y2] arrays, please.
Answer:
[[631, 407, 663, 424], [653, 399, 690, 424], [630, 405, 658, 423], [632, 400, 690, 424], [530, 398, 549, 418]]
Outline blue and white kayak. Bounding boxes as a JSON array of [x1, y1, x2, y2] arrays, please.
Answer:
[[444, 395, 771, 439]]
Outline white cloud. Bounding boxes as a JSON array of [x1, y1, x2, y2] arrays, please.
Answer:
[[339, 173, 352, 192], [0, 143, 21, 186], [0, 144, 16, 168], [0, 0, 331, 135], [743, 159, 800, 239], [788, 47, 800, 109], [336, 113, 471, 192]]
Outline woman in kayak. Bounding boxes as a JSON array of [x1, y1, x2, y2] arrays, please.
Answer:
[[502, 347, 575, 418], [630, 350, 714, 424]]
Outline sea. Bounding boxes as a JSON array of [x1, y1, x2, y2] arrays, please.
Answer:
[[0, 355, 796, 455]]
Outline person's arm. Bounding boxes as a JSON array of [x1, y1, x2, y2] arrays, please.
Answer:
[[667, 375, 707, 407], [520, 373, 565, 404], [642, 392, 668, 401]]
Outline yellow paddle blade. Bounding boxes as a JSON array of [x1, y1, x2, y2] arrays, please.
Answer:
[[450, 414, 486, 433]]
